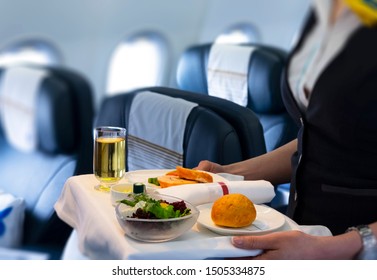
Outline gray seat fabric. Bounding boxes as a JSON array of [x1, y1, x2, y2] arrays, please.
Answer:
[[0, 64, 94, 258]]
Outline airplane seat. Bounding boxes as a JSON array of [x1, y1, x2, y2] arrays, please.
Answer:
[[141, 86, 266, 160], [94, 88, 265, 170], [0, 64, 94, 259], [176, 43, 299, 213], [177, 42, 298, 152]]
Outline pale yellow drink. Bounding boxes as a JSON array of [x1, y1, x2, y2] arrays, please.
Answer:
[[93, 126, 127, 192]]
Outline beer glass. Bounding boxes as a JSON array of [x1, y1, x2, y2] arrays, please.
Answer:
[[93, 126, 126, 192]]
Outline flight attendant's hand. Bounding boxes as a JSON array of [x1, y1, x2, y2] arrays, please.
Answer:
[[195, 160, 225, 173], [230, 230, 362, 260]]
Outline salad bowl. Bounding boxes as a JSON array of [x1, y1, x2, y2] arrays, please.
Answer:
[[115, 193, 199, 242]]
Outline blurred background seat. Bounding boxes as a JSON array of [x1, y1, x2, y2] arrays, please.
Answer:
[[176, 42, 298, 152], [94, 88, 265, 170], [176, 43, 299, 213], [0, 64, 94, 259]]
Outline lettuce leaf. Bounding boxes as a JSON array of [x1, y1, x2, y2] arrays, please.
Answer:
[[120, 193, 188, 219]]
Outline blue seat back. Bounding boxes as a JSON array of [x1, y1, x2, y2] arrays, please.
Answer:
[[177, 43, 298, 152], [0, 64, 94, 255]]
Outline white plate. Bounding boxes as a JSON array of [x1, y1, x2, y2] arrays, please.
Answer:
[[197, 203, 286, 235], [124, 169, 228, 188]]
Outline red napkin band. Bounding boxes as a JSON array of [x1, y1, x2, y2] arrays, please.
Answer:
[[218, 182, 229, 195]]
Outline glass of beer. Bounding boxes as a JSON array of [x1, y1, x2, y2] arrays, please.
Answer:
[[93, 126, 126, 192]]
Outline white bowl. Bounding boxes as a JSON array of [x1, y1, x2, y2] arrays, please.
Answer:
[[110, 183, 133, 206], [115, 194, 199, 242]]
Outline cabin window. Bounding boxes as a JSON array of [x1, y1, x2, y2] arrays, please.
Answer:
[[0, 38, 62, 66], [215, 23, 260, 44], [106, 31, 168, 95]]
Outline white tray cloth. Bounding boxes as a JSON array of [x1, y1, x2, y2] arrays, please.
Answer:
[[55, 174, 331, 260]]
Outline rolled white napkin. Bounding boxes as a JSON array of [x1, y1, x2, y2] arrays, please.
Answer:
[[154, 180, 275, 206]]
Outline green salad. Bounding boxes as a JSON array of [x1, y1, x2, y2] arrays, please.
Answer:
[[119, 193, 191, 219]]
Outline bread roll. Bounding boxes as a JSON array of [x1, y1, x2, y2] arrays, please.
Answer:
[[211, 193, 256, 228]]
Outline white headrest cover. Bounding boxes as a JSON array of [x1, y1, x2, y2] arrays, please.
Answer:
[[207, 44, 255, 107], [127, 91, 197, 170], [0, 66, 47, 152]]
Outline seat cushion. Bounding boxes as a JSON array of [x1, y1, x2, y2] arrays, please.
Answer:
[[0, 136, 76, 244]]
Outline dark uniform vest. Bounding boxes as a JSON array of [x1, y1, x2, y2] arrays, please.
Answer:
[[282, 12, 377, 235]]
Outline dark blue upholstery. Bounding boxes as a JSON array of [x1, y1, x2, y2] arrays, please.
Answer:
[[176, 43, 298, 152], [0, 64, 94, 258], [95, 88, 266, 169]]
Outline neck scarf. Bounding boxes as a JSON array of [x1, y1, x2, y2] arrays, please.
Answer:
[[345, 0, 377, 26]]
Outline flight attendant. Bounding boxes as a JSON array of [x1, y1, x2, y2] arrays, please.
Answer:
[[196, 0, 377, 259]]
